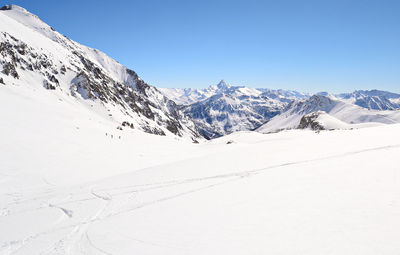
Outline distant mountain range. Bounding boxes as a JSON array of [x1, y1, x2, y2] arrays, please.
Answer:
[[160, 80, 310, 138], [161, 81, 400, 138], [337, 90, 400, 110]]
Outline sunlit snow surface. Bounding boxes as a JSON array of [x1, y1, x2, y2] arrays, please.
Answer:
[[1, 85, 400, 255]]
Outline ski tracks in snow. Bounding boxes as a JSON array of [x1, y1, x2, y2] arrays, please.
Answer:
[[1, 143, 399, 254]]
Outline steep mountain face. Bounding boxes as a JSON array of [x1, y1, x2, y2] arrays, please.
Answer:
[[258, 95, 400, 133], [337, 90, 400, 110], [161, 80, 308, 138], [0, 5, 200, 140]]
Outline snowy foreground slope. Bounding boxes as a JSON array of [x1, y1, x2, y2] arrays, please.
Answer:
[[2, 84, 400, 254]]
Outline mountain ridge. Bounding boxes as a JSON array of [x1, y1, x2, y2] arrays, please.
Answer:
[[0, 5, 201, 141]]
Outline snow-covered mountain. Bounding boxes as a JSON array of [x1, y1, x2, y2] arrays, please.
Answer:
[[181, 92, 282, 139], [160, 80, 309, 105], [337, 90, 400, 110], [161, 80, 400, 137], [0, 5, 201, 140], [161, 80, 308, 138], [158, 80, 234, 105], [258, 95, 400, 133]]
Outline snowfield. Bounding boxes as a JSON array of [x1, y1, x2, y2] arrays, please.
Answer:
[[1, 85, 400, 255]]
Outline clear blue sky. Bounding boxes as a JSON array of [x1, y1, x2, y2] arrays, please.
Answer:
[[8, 0, 400, 93]]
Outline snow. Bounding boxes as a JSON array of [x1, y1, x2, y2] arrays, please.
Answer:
[[2, 4, 400, 255], [258, 95, 400, 133], [2, 82, 400, 254]]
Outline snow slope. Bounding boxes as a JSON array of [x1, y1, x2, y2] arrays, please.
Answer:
[[0, 5, 200, 140], [1, 87, 400, 254]]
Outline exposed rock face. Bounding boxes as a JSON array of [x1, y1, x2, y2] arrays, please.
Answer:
[[0, 5, 201, 140], [297, 112, 326, 130]]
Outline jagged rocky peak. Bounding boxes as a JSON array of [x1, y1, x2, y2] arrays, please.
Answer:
[[216, 80, 230, 90], [207, 80, 231, 92]]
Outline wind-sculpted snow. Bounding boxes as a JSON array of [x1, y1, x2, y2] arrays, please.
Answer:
[[0, 5, 200, 140]]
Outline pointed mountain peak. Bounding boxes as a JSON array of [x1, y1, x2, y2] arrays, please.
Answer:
[[216, 80, 231, 90]]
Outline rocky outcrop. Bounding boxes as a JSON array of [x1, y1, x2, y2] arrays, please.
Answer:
[[297, 112, 326, 130]]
